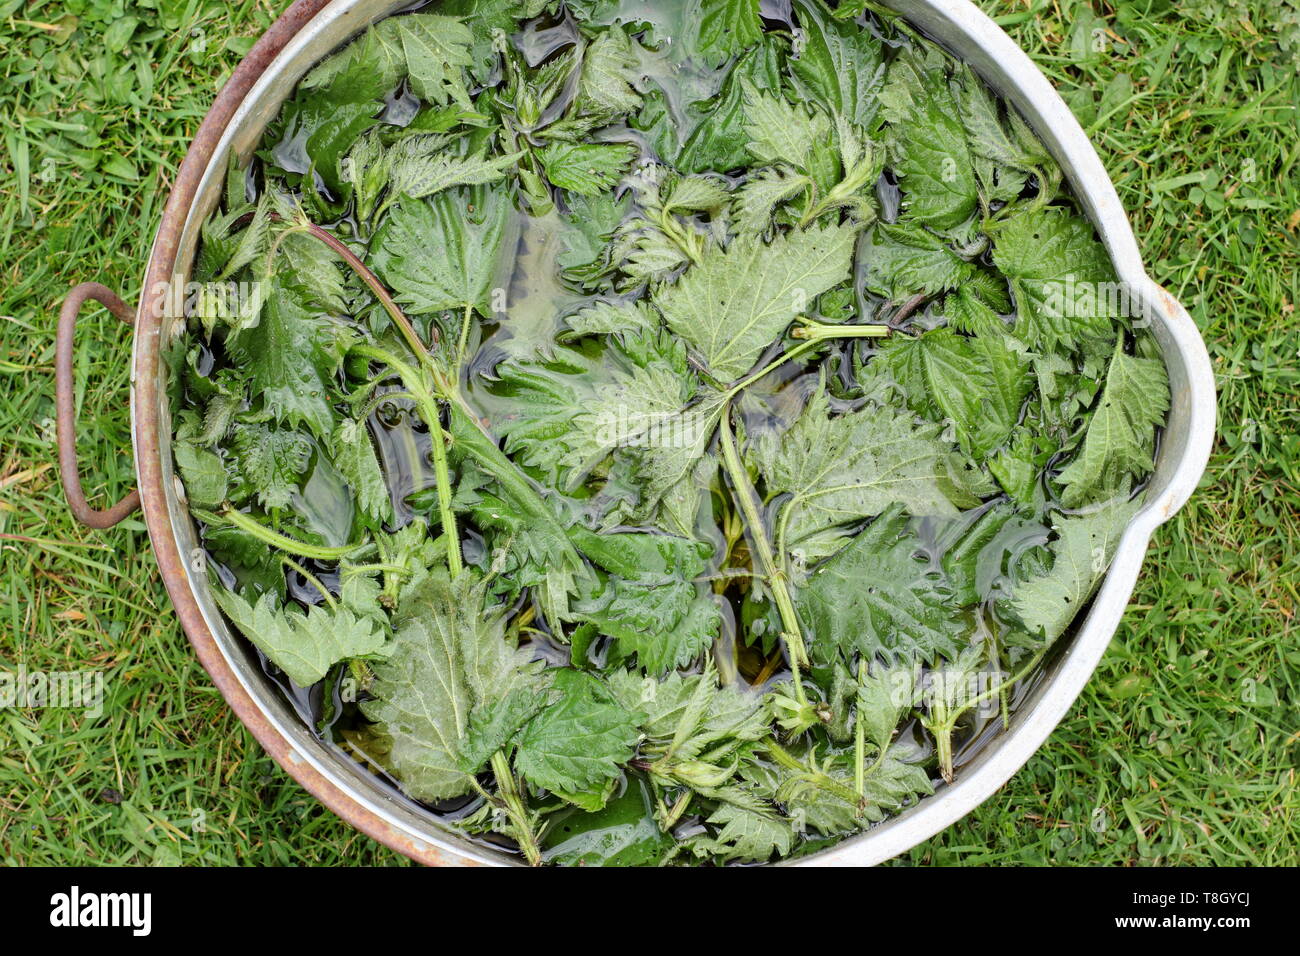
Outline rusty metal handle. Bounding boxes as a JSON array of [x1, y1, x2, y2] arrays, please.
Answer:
[[56, 282, 142, 529]]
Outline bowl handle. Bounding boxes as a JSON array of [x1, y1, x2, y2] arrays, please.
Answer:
[[56, 282, 142, 529]]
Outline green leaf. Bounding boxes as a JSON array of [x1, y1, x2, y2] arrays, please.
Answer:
[[488, 332, 696, 491], [875, 327, 1032, 458], [377, 13, 475, 108], [348, 131, 521, 221], [563, 299, 660, 339], [991, 206, 1118, 349], [677, 39, 784, 173], [174, 440, 227, 508], [609, 665, 762, 751], [397, 144, 523, 200], [331, 419, 392, 524], [880, 48, 978, 230], [361, 572, 552, 800], [569, 527, 720, 674], [538, 142, 638, 196], [742, 80, 831, 171], [796, 505, 968, 666], [733, 165, 812, 235], [1005, 497, 1139, 646], [861, 221, 974, 300], [578, 27, 644, 115], [653, 221, 858, 381], [698, 0, 762, 66], [278, 230, 347, 313], [789, 0, 885, 128], [514, 671, 640, 794], [230, 422, 312, 510], [752, 387, 961, 555], [214, 589, 388, 688], [227, 280, 338, 439], [953, 62, 1052, 172], [1055, 342, 1170, 507], [855, 663, 913, 754], [701, 801, 793, 862], [370, 186, 517, 318]]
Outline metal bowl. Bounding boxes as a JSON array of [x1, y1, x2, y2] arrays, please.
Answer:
[[56, 0, 1216, 865]]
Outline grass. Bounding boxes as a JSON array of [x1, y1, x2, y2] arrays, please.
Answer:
[[1, 0, 1296, 866]]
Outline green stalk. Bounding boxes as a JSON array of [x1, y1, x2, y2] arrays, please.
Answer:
[[854, 659, 867, 800], [280, 555, 337, 610], [195, 507, 365, 562], [791, 319, 890, 341], [926, 648, 1048, 782], [488, 751, 542, 866], [716, 402, 809, 704], [350, 344, 463, 578]]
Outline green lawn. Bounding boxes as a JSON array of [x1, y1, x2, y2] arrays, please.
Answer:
[[1, 0, 1296, 866]]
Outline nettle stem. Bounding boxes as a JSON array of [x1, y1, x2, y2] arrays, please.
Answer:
[[196, 506, 367, 562], [792, 318, 890, 341], [350, 344, 463, 578], [285, 215, 469, 577], [717, 402, 810, 706], [926, 648, 1047, 783], [488, 751, 542, 866]]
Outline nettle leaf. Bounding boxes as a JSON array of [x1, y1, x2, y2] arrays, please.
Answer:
[[861, 221, 974, 300], [227, 280, 338, 439], [569, 526, 721, 674], [1055, 341, 1170, 507], [361, 572, 552, 801], [875, 327, 1032, 458], [879, 48, 978, 230], [488, 331, 696, 491], [556, 192, 630, 281], [942, 275, 1012, 338], [752, 387, 961, 554], [563, 299, 660, 338], [370, 186, 517, 318], [855, 663, 914, 755], [278, 231, 347, 314], [698, 0, 763, 66], [348, 132, 522, 222], [701, 801, 794, 862], [538, 142, 638, 196], [173, 440, 227, 508], [231, 422, 312, 510], [607, 663, 768, 761], [797, 505, 968, 667], [677, 38, 784, 173], [742, 80, 832, 172], [789, 0, 885, 128], [953, 62, 1052, 172], [270, 38, 389, 193], [215, 589, 388, 688], [1005, 497, 1138, 646], [733, 165, 813, 235], [991, 206, 1117, 349], [332, 419, 392, 524], [653, 221, 858, 381], [514, 670, 640, 794], [578, 27, 644, 116], [377, 13, 475, 108], [440, 0, 535, 81]]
